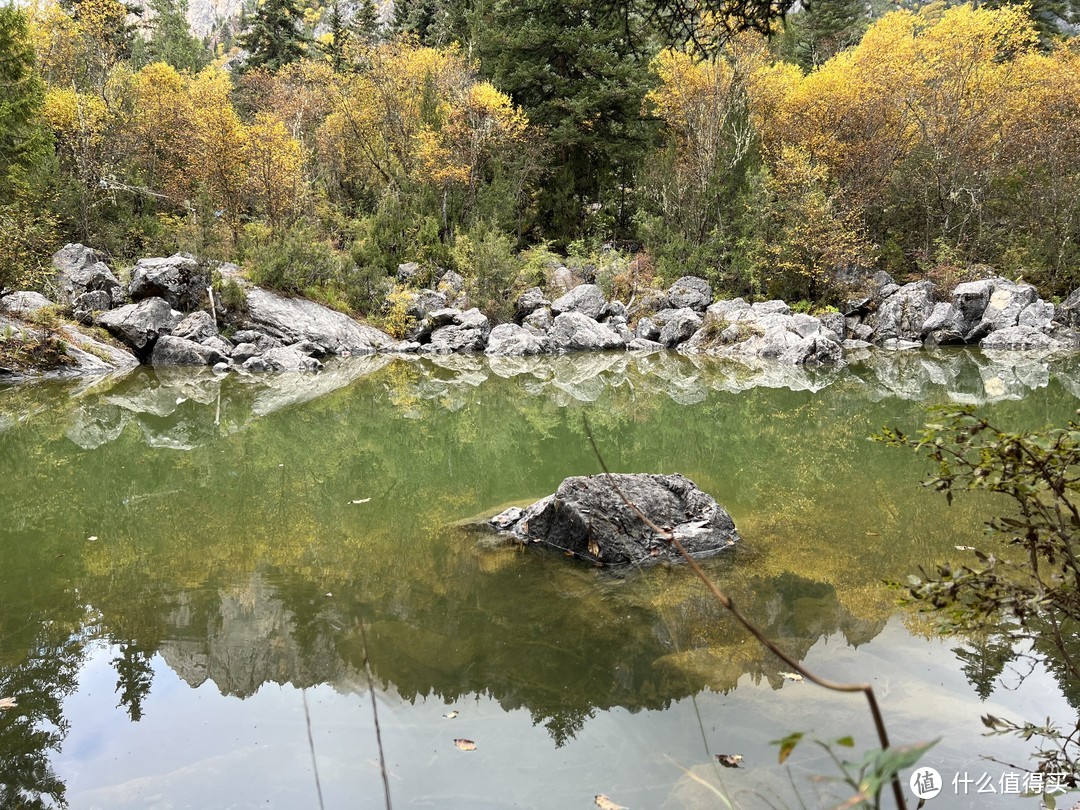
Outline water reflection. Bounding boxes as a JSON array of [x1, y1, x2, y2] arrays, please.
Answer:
[[1, 350, 1079, 806]]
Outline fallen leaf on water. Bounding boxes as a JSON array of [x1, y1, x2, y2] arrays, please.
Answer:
[[453, 738, 476, 751], [0, 697, 17, 710], [864, 532, 880, 537], [781, 672, 804, 682], [444, 711, 458, 719], [324, 592, 332, 598], [594, 795, 627, 810], [715, 754, 743, 768], [955, 545, 976, 551], [349, 498, 371, 505], [87, 536, 98, 542], [588, 539, 601, 558]]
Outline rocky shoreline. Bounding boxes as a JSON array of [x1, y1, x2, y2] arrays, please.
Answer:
[[3, 243, 1080, 381]]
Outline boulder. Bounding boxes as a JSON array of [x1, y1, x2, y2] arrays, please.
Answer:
[[243, 345, 323, 372], [171, 310, 218, 343], [920, 302, 967, 346], [629, 289, 669, 318], [423, 324, 487, 353], [515, 287, 549, 320], [549, 265, 575, 293], [72, 290, 112, 324], [129, 254, 207, 311], [965, 279, 1039, 341], [231, 330, 283, 354], [405, 289, 447, 320], [0, 291, 52, 318], [602, 300, 628, 321], [437, 270, 466, 302], [952, 279, 995, 330], [485, 473, 739, 567], [548, 312, 626, 352], [550, 284, 607, 320], [52, 244, 123, 307], [1059, 287, 1080, 329], [485, 323, 548, 356], [867, 281, 937, 342], [659, 308, 703, 347], [627, 338, 664, 352], [245, 287, 393, 354], [96, 297, 181, 353], [150, 335, 227, 366], [980, 326, 1065, 352], [519, 306, 551, 336], [818, 311, 846, 342], [397, 261, 420, 283], [666, 276, 713, 311], [634, 317, 660, 342]]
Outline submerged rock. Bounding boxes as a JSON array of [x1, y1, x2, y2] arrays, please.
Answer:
[[485, 473, 739, 566]]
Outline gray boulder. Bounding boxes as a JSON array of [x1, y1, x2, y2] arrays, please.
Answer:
[[818, 311, 845, 342], [245, 287, 393, 354], [129, 254, 207, 311], [243, 345, 323, 372], [634, 317, 660, 342], [150, 335, 228, 366], [423, 324, 487, 353], [52, 244, 123, 307], [980, 326, 1065, 351], [627, 338, 664, 352], [486, 473, 739, 567], [515, 287, 550, 320], [551, 284, 607, 320], [659, 308, 703, 347], [548, 312, 626, 352], [231, 330, 283, 352], [72, 290, 112, 324], [964, 279, 1039, 342], [868, 281, 937, 342], [920, 302, 967, 346], [952, 279, 995, 330], [667, 276, 713, 311], [437, 270, 466, 303], [96, 297, 181, 353], [405, 289, 447, 320], [522, 306, 553, 335], [0, 291, 52, 318], [171, 310, 218, 343], [231, 342, 261, 363], [397, 261, 420, 283], [1059, 288, 1080, 329], [485, 323, 548, 356]]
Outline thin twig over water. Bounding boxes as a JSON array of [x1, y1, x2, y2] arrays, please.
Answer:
[[302, 688, 326, 810], [359, 619, 394, 810], [582, 415, 907, 810]]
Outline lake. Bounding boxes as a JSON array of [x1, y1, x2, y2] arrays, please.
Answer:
[[2, 348, 1077, 808]]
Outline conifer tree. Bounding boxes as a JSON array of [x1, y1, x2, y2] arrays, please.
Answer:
[[133, 0, 210, 72], [0, 6, 48, 203], [239, 0, 307, 72], [476, 0, 653, 240]]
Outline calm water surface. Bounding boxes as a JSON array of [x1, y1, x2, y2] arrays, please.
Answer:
[[2, 349, 1078, 808]]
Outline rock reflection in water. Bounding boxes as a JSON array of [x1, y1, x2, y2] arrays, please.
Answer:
[[1, 348, 1072, 452]]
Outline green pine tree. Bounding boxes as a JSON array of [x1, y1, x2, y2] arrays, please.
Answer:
[[785, 0, 868, 70], [239, 0, 308, 72], [0, 6, 48, 204], [476, 0, 654, 241], [133, 0, 211, 72]]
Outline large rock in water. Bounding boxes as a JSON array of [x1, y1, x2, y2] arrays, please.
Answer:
[[244, 287, 393, 354], [486, 473, 739, 566]]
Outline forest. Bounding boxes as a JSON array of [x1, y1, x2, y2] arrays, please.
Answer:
[[1, 0, 1079, 327]]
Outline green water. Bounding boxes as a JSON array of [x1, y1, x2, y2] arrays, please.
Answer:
[[1, 349, 1078, 808]]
